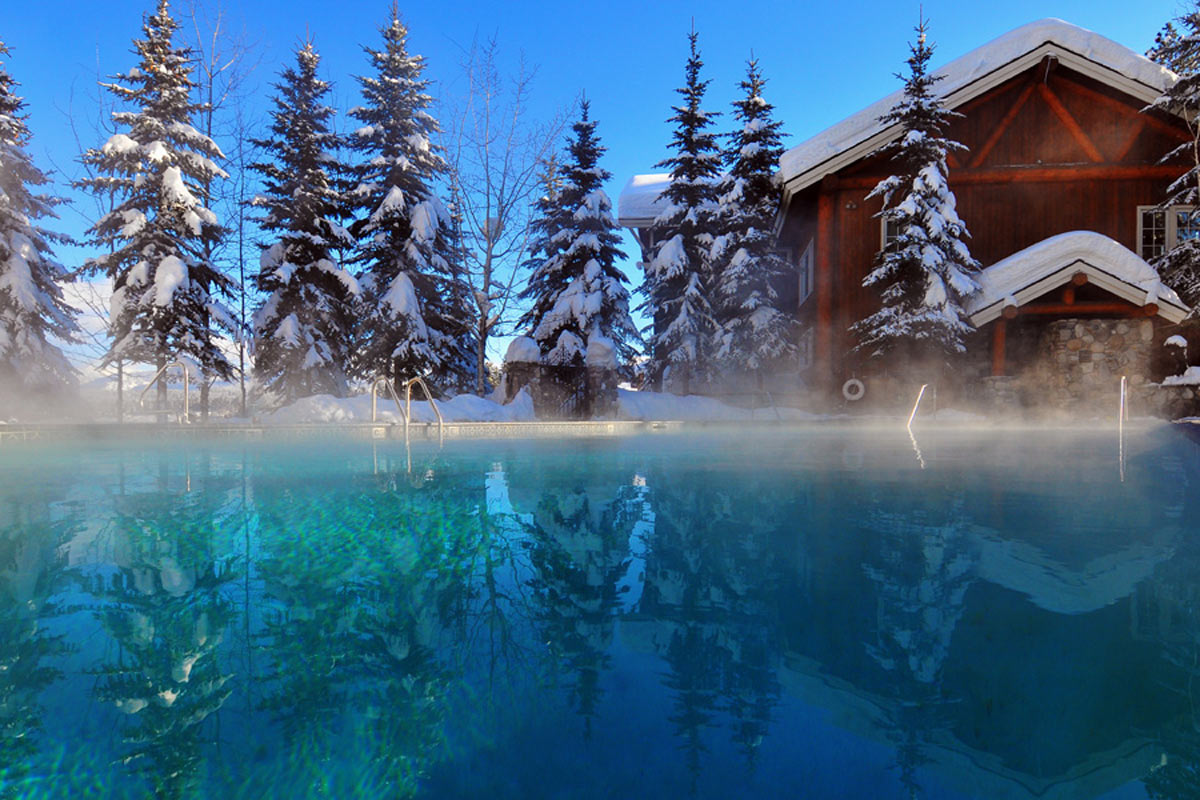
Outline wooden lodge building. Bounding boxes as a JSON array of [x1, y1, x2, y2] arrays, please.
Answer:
[[619, 19, 1196, 411]]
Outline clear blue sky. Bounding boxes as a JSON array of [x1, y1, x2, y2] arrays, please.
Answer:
[[0, 0, 1186, 360]]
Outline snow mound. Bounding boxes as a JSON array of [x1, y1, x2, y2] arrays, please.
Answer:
[[264, 388, 536, 424], [616, 389, 822, 421], [965, 231, 1189, 324], [585, 335, 617, 368], [1165, 335, 1188, 349], [1163, 367, 1200, 387], [504, 336, 541, 364]]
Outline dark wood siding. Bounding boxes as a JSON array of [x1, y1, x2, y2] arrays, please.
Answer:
[[783, 60, 1191, 386]]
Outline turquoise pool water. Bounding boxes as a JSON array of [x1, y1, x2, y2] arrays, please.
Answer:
[[1, 425, 1198, 799]]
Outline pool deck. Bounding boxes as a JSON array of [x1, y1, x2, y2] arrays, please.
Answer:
[[0, 419, 691, 443]]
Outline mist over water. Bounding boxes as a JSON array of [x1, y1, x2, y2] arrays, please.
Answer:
[[1, 426, 1197, 799]]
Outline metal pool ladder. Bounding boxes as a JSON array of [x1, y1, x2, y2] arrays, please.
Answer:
[[138, 361, 190, 424], [371, 375, 444, 443]]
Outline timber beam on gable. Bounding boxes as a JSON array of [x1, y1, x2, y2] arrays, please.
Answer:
[[837, 162, 1184, 190]]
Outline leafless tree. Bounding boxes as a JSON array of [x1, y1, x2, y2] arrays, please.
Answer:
[[442, 35, 564, 394], [184, 0, 261, 418]]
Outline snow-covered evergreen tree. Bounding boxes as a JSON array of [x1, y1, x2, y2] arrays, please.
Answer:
[[251, 40, 359, 402], [0, 40, 78, 393], [519, 101, 639, 367], [709, 59, 793, 381], [852, 20, 980, 365], [1149, 7, 1200, 311], [641, 28, 721, 393], [77, 0, 233, 389], [347, 10, 476, 390]]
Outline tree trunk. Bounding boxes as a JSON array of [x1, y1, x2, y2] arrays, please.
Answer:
[[156, 353, 168, 424], [116, 360, 124, 423], [475, 321, 488, 396]]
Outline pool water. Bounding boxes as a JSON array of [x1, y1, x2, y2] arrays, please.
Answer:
[[2, 425, 1199, 799]]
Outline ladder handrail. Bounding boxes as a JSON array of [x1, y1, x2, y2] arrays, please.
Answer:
[[403, 376, 444, 442], [370, 377, 408, 425], [137, 361, 190, 424]]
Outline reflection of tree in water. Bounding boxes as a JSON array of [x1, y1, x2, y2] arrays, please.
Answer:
[[861, 494, 975, 799], [254, 465, 474, 797], [525, 483, 625, 735], [0, 490, 79, 796], [641, 474, 786, 788], [355, 478, 477, 795], [90, 459, 236, 800]]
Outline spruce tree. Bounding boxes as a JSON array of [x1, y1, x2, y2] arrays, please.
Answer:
[[347, 9, 475, 390], [0, 40, 78, 394], [1149, 7, 1200, 311], [519, 101, 639, 367], [851, 20, 980, 367], [710, 59, 793, 382], [251, 40, 359, 403], [77, 0, 233, 393], [641, 28, 721, 393]]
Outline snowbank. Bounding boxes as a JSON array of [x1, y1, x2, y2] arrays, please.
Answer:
[[264, 388, 535, 424], [615, 389, 822, 422], [1163, 367, 1200, 387]]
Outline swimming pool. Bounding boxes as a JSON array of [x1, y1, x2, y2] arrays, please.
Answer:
[[1, 424, 1198, 799]]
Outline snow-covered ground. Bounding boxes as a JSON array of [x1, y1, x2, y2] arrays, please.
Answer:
[[1163, 367, 1200, 387]]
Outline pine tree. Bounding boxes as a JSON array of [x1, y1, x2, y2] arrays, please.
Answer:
[[251, 40, 359, 403], [347, 8, 475, 391], [709, 59, 793, 382], [851, 19, 980, 367], [76, 0, 233, 393], [0, 40, 78, 394], [519, 101, 639, 367], [641, 28, 721, 393], [1149, 7, 1200, 311]]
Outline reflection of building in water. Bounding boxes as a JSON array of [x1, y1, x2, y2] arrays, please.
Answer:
[[610, 457, 1196, 800]]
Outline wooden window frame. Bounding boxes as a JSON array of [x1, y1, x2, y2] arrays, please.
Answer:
[[1138, 204, 1200, 261]]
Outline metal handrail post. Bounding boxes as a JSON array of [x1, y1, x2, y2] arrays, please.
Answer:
[[137, 361, 189, 424]]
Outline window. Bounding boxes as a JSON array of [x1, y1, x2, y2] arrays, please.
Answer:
[[1139, 205, 1200, 261], [881, 217, 901, 253], [797, 326, 815, 369], [797, 241, 814, 306]]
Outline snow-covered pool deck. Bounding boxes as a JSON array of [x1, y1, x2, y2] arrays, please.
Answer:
[[0, 419, 692, 443]]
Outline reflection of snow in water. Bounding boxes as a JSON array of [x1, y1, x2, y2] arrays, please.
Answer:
[[616, 473, 654, 613], [485, 464, 533, 529]]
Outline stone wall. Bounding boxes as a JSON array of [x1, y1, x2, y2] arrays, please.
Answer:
[[1030, 318, 1154, 412]]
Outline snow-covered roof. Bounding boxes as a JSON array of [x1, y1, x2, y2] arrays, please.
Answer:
[[619, 19, 1176, 228], [964, 231, 1189, 325], [780, 18, 1175, 195], [617, 173, 671, 227]]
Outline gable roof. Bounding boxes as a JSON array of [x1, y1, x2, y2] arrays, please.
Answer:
[[617, 19, 1176, 228], [780, 18, 1175, 197], [964, 231, 1189, 325]]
